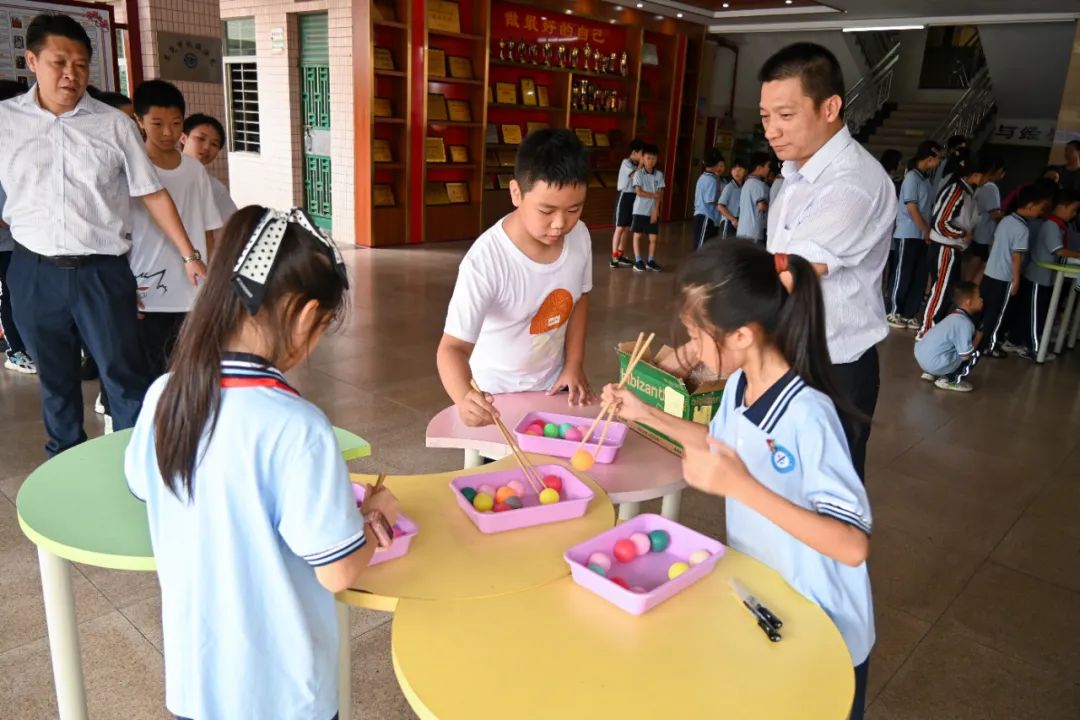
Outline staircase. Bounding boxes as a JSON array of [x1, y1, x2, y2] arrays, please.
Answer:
[[863, 102, 956, 160]]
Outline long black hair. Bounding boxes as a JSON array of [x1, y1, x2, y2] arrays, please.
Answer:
[[153, 206, 348, 499], [675, 239, 843, 408]]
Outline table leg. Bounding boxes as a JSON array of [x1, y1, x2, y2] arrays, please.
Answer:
[[337, 602, 352, 720], [617, 501, 640, 521], [661, 490, 683, 521], [1071, 288, 1080, 350], [1054, 284, 1077, 354], [463, 449, 483, 469], [38, 547, 88, 720], [1037, 273, 1065, 363]]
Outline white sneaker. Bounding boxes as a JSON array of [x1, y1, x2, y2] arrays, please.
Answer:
[[1000, 340, 1025, 354], [935, 377, 973, 393], [920, 372, 936, 382], [886, 314, 906, 329], [4, 352, 36, 374], [94, 393, 105, 415], [103, 414, 114, 435]]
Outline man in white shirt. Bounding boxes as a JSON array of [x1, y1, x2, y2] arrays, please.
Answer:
[[761, 42, 897, 485], [0, 14, 207, 456]]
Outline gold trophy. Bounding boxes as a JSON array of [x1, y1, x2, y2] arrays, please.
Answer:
[[584, 44, 592, 72], [620, 51, 629, 77], [570, 46, 579, 69], [499, 39, 506, 61], [543, 42, 552, 66]]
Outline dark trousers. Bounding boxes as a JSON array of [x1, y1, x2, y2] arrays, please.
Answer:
[[692, 215, 718, 251], [978, 276, 1013, 353], [889, 237, 929, 319], [1014, 278, 1052, 354], [9, 246, 149, 456], [0, 250, 26, 356], [944, 351, 980, 384], [138, 311, 187, 380], [917, 244, 961, 338], [831, 346, 879, 484], [850, 660, 869, 720]]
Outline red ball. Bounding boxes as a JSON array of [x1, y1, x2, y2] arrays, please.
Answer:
[[542, 475, 563, 493], [492, 502, 511, 513], [613, 539, 638, 563], [610, 576, 630, 589]]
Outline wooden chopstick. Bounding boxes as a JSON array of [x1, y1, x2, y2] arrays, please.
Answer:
[[469, 380, 545, 493], [576, 331, 655, 453]]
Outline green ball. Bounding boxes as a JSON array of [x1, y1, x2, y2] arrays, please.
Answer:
[[543, 423, 560, 438], [587, 562, 607, 576], [461, 487, 477, 503], [648, 529, 671, 553]]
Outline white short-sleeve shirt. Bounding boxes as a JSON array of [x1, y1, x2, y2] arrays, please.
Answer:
[[709, 369, 875, 665], [125, 357, 366, 719], [444, 217, 593, 393]]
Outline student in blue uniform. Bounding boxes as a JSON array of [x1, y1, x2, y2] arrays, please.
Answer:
[[126, 206, 400, 720], [717, 157, 747, 239], [736, 151, 771, 244], [692, 148, 725, 251], [914, 282, 982, 393], [603, 240, 873, 720], [610, 138, 645, 268], [887, 140, 940, 330]]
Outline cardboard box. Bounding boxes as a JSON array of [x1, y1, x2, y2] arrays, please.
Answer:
[[616, 341, 724, 455]]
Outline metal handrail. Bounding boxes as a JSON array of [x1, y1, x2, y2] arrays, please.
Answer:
[[845, 42, 902, 135], [933, 66, 995, 142]]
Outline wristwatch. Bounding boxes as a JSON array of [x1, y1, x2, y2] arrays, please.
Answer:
[[182, 250, 203, 265]]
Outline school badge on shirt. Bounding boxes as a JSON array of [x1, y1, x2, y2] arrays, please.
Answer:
[[766, 438, 795, 474]]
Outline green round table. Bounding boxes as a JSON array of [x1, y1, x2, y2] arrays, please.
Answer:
[[16, 427, 370, 720], [1034, 261, 1080, 363]]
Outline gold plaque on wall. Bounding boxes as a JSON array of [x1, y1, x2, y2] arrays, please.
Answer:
[[501, 124, 523, 145], [449, 56, 473, 79], [448, 99, 472, 123], [494, 82, 517, 105], [574, 127, 594, 147], [425, 182, 452, 205], [497, 150, 517, 167], [449, 145, 470, 163], [425, 136, 447, 163], [537, 86, 550, 107], [427, 0, 461, 33], [595, 132, 611, 148], [374, 47, 396, 71], [373, 139, 394, 163], [446, 182, 470, 204], [526, 121, 549, 136], [374, 97, 394, 118], [428, 48, 447, 78], [496, 173, 514, 189], [428, 93, 449, 121], [520, 78, 537, 106], [373, 184, 396, 206]]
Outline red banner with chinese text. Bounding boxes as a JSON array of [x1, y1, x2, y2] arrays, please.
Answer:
[[491, 1, 627, 53]]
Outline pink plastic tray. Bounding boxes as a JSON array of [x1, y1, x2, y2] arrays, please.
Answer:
[[564, 514, 725, 615], [450, 464, 595, 534], [352, 484, 419, 566], [513, 411, 628, 464]]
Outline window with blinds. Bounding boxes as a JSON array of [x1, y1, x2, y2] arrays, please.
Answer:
[[223, 18, 260, 153]]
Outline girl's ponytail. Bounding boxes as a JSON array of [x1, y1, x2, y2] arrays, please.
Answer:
[[776, 253, 844, 405]]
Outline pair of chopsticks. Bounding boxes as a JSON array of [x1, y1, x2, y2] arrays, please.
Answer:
[[573, 331, 655, 458], [469, 380, 545, 494]]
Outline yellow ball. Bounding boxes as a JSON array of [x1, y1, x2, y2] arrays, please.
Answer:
[[668, 562, 690, 580], [571, 449, 595, 471], [472, 492, 494, 512], [539, 488, 560, 505]]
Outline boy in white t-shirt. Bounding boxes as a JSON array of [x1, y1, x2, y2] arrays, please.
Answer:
[[181, 113, 238, 247], [438, 129, 594, 426], [130, 81, 223, 379]]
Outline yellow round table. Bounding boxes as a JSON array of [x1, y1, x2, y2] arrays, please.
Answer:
[[338, 455, 616, 611], [391, 551, 854, 720]]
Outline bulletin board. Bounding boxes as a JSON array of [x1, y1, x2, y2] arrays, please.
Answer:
[[0, 0, 116, 91]]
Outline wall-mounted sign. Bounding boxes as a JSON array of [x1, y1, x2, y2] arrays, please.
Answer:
[[270, 27, 284, 54], [158, 32, 222, 84]]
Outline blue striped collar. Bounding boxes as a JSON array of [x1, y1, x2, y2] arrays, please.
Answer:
[[221, 352, 289, 383], [735, 369, 806, 434]]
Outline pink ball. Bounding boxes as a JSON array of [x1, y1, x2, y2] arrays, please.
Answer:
[[526, 422, 546, 435], [506, 479, 526, 496], [629, 532, 651, 556], [587, 552, 612, 572], [613, 539, 638, 563], [477, 484, 496, 497], [563, 427, 583, 442]]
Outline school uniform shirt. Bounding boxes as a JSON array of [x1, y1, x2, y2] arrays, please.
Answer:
[[914, 309, 975, 376], [770, 177, 784, 206], [895, 169, 932, 239], [737, 175, 769, 241], [1023, 216, 1068, 287], [125, 359, 367, 720], [209, 174, 239, 227], [767, 125, 897, 365], [973, 182, 1001, 247], [985, 213, 1030, 283], [693, 171, 721, 223], [129, 155, 223, 313], [718, 179, 742, 220], [632, 168, 665, 217], [929, 177, 978, 249], [616, 157, 638, 192], [444, 217, 592, 393], [0, 85, 162, 256], [0, 182, 11, 252], [709, 369, 874, 665]]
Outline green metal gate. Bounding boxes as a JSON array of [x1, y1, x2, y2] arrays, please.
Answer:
[[299, 14, 332, 230]]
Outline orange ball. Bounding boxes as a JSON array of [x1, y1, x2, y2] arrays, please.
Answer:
[[494, 486, 517, 504], [571, 449, 595, 471]]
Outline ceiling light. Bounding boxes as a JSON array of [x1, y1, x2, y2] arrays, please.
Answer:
[[636, 3, 644, 7], [785, 0, 792, 4], [677, 12, 683, 17], [565, 8, 573, 14], [842, 24, 925, 32], [722, 2, 730, 7], [655, 14, 663, 19], [610, 18, 617, 23], [614, 5, 623, 9]]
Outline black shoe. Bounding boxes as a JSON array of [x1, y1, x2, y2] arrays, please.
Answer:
[[615, 255, 634, 267], [986, 348, 1007, 359], [609, 257, 621, 268], [646, 259, 663, 272], [633, 260, 646, 272]]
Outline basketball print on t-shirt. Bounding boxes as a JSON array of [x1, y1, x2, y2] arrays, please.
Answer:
[[529, 288, 574, 366]]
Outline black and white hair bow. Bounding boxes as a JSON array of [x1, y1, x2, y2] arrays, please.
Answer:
[[231, 207, 348, 315]]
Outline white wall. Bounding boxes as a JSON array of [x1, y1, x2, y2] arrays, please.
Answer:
[[977, 21, 1076, 119]]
